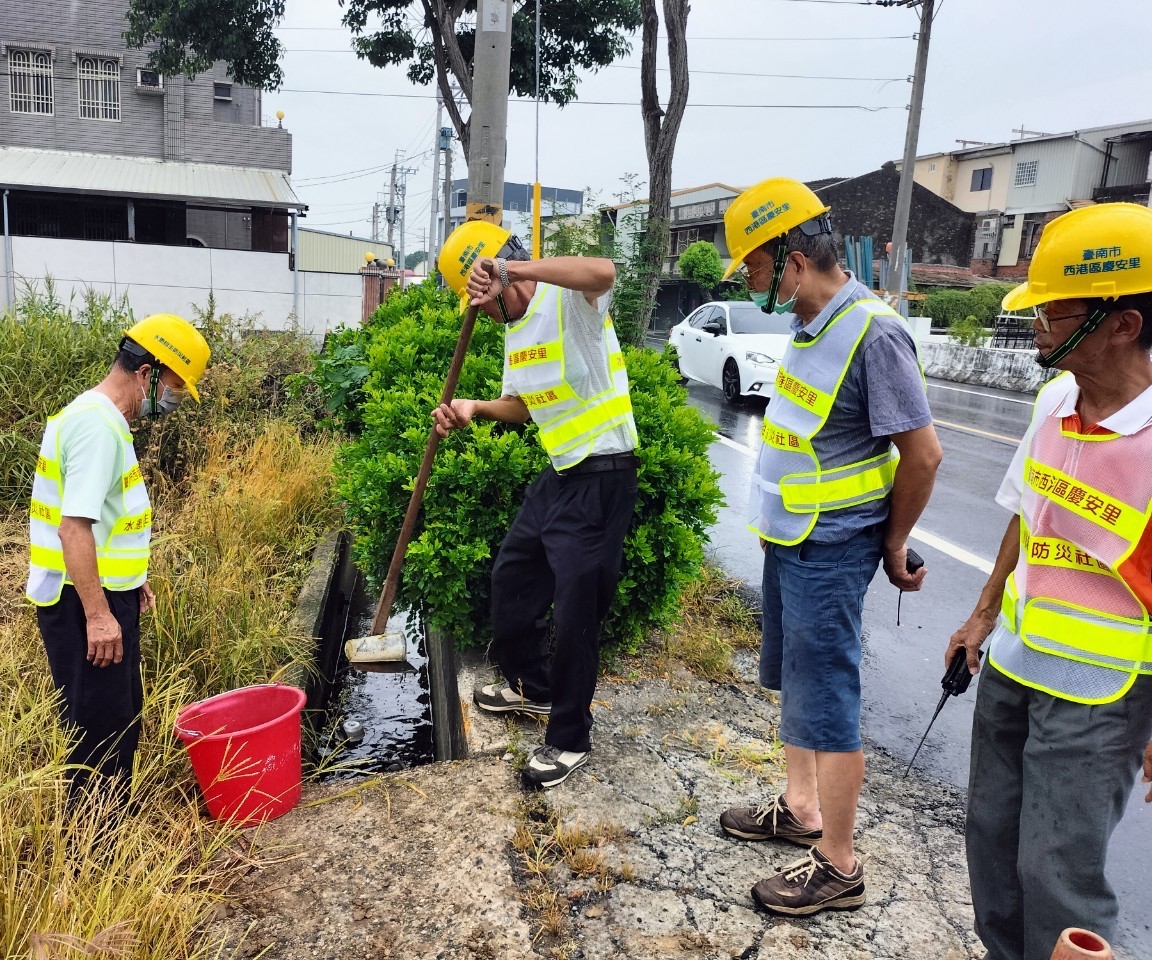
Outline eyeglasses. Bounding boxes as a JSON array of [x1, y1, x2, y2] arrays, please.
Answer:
[[1036, 307, 1091, 333], [739, 261, 774, 285]]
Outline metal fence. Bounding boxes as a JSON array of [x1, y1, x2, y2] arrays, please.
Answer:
[[991, 327, 1037, 349]]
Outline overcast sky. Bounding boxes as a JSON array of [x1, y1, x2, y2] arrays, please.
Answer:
[[268, 0, 1152, 249]]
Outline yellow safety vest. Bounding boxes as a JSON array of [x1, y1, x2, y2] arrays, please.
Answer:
[[990, 376, 1152, 704], [504, 284, 637, 471], [26, 398, 151, 606], [749, 298, 901, 545]]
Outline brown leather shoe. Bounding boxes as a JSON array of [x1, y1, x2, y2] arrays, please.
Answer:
[[719, 794, 823, 846], [751, 847, 866, 916]]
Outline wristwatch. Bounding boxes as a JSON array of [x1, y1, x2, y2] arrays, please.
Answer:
[[495, 257, 511, 290]]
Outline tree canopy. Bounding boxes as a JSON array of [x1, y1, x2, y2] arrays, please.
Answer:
[[124, 0, 642, 158], [678, 241, 723, 296], [124, 0, 288, 89]]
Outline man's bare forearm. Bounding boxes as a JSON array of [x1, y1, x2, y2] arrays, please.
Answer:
[[58, 517, 110, 616], [473, 395, 531, 425], [885, 425, 943, 551], [504, 257, 615, 298], [973, 515, 1021, 619]]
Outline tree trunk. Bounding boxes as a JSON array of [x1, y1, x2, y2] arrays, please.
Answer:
[[637, 0, 690, 340], [427, 0, 474, 160]]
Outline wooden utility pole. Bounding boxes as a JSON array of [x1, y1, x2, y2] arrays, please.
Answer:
[[883, 0, 935, 311], [465, 0, 513, 224]]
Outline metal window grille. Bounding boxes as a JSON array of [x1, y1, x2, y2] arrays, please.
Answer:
[[9, 50, 54, 115], [78, 56, 120, 121], [1013, 160, 1038, 187]]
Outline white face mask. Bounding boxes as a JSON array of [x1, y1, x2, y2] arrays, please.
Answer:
[[140, 383, 185, 417]]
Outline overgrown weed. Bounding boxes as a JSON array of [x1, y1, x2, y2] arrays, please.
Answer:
[[0, 292, 338, 957]]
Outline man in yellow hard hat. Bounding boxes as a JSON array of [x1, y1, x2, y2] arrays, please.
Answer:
[[716, 178, 943, 916], [433, 221, 638, 790], [947, 203, 1152, 960], [27, 313, 210, 800]]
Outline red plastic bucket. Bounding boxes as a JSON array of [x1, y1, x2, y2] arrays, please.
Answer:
[[174, 683, 307, 827]]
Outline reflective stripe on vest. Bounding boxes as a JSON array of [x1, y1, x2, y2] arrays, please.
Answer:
[[748, 298, 902, 545], [989, 381, 1152, 703], [26, 399, 151, 606], [504, 285, 637, 470]]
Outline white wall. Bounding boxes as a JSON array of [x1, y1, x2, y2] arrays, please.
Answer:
[[1, 236, 363, 338]]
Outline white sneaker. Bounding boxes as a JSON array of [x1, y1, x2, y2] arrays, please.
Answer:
[[522, 745, 589, 789], [473, 682, 551, 716]]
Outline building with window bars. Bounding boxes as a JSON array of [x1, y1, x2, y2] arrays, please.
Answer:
[[0, 1, 372, 332], [899, 119, 1152, 279], [2, 2, 296, 250]]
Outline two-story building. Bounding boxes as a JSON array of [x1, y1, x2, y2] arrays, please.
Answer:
[[0, 0, 369, 334], [903, 121, 1152, 278]]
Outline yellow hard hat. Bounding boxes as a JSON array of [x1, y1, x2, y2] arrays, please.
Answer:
[[123, 313, 211, 402], [437, 221, 512, 309], [1003, 203, 1152, 310], [721, 178, 831, 280]]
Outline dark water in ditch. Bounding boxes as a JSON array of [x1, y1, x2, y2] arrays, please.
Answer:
[[314, 582, 436, 778]]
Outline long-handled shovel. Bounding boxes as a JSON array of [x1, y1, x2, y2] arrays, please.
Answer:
[[344, 303, 480, 665]]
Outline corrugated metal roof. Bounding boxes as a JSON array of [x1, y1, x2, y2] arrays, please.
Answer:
[[0, 146, 305, 209]]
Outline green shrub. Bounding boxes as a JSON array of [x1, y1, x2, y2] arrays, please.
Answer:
[[923, 283, 1016, 328], [326, 281, 724, 656], [678, 240, 724, 293], [948, 314, 989, 347]]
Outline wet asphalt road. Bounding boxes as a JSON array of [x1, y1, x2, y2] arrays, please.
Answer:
[[685, 375, 1151, 955]]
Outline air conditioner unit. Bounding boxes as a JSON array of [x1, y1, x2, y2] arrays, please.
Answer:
[[135, 68, 164, 93], [980, 217, 998, 235]]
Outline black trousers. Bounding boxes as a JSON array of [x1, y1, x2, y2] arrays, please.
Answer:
[[490, 463, 638, 752], [38, 584, 143, 798]]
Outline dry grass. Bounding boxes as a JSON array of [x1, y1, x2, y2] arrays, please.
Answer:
[[623, 562, 761, 683], [511, 794, 633, 948], [0, 422, 339, 959]]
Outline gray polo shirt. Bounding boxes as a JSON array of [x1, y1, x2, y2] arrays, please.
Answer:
[[784, 273, 932, 543]]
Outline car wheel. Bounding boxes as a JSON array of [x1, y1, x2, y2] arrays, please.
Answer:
[[722, 359, 743, 405]]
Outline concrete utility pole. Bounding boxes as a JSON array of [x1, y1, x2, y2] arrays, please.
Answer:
[[371, 201, 380, 243], [442, 132, 454, 248], [466, 0, 513, 225], [394, 162, 419, 288], [883, 0, 935, 311], [428, 90, 444, 271], [386, 160, 398, 246]]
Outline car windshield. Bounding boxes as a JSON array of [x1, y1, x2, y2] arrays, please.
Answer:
[[727, 303, 795, 336]]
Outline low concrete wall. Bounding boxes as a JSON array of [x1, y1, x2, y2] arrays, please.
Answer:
[[918, 340, 1057, 394], [3, 236, 363, 339]]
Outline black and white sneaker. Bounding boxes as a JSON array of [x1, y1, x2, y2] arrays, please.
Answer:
[[522, 745, 589, 789], [473, 681, 551, 717]]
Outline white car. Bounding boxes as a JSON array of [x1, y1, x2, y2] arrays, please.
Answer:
[[669, 301, 794, 404]]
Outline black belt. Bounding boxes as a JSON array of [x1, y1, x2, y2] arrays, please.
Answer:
[[556, 452, 640, 477]]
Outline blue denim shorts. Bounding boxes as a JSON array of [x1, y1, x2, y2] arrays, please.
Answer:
[[759, 524, 883, 752]]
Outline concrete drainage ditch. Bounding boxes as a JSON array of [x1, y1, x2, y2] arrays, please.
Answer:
[[293, 531, 466, 779]]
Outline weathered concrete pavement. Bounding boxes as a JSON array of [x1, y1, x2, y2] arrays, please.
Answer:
[[205, 644, 1107, 960]]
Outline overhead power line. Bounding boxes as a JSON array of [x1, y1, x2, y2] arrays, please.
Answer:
[[281, 88, 898, 110], [606, 64, 905, 82]]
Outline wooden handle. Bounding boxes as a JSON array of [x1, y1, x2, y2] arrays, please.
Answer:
[[369, 304, 480, 636]]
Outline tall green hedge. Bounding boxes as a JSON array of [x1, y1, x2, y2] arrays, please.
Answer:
[[922, 283, 1016, 327], [328, 282, 724, 655]]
